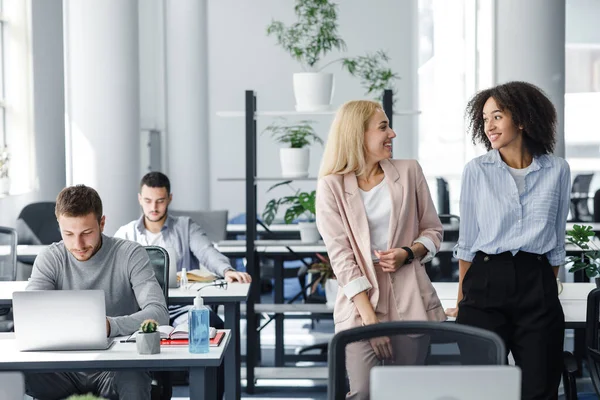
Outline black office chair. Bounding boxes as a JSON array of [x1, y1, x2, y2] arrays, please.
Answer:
[[327, 321, 507, 400], [436, 177, 451, 223], [15, 202, 61, 268], [563, 288, 600, 400], [0, 226, 17, 332], [144, 246, 172, 400], [593, 189, 600, 223], [570, 174, 594, 222]]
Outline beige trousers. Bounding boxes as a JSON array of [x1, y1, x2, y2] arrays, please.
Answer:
[[344, 275, 429, 400]]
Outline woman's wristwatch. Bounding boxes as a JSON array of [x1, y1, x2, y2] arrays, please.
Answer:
[[401, 246, 415, 264]]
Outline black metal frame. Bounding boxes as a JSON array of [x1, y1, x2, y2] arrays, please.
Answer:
[[327, 321, 507, 400], [242, 89, 395, 393]]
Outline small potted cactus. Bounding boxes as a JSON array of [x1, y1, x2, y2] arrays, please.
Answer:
[[136, 319, 161, 355]]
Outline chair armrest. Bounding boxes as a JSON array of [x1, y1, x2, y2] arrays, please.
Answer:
[[563, 351, 579, 400]]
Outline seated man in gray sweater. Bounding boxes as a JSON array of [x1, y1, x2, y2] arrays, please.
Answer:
[[25, 185, 169, 400]]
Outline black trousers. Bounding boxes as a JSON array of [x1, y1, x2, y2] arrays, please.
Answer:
[[456, 251, 565, 400]]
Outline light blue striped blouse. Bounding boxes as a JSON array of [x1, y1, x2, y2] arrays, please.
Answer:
[[454, 149, 571, 266]]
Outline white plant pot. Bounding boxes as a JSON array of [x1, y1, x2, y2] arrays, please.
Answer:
[[0, 177, 9, 195], [280, 147, 309, 178], [293, 72, 334, 112], [136, 331, 160, 354], [325, 279, 339, 309], [299, 221, 320, 243]]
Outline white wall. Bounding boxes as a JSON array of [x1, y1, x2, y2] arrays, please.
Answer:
[[138, 0, 418, 219]]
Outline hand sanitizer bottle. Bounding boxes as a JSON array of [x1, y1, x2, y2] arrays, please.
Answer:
[[188, 292, 210, 353], [180, 267, 188, 289]]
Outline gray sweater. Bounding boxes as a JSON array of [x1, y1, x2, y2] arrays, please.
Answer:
[[27, 234, 169, 337]]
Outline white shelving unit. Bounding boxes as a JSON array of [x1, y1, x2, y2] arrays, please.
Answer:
[[216, 109, 421, 117]]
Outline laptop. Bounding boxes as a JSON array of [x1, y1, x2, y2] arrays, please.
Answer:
[[12, 290, 114, 351], [370, 365, 521, 400]]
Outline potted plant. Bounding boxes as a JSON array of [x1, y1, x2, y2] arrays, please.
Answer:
[[566, 224, 600, 286], [267, 0, 345, 111], [136, 319, 161, 355], [267, 0, 400, 110], [263, 118, 323, 177], [262, 181, 320, 242], [0, 145, 9, 195], [66, 395, 107, 400], [308, 253, 337, 307]]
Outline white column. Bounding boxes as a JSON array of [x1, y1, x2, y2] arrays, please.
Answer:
[[495, 0, 566, 157], [164, 0, 209, 210], [64, 0, 140, 234], [32, 0, 66, 200]]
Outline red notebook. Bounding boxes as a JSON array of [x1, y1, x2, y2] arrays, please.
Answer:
[[161, 331, 226, 347]]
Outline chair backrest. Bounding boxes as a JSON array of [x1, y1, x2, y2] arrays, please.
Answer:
[[570, 174, 594, 222], [16, 202, 62, 244], [585, 288, 600, 395], [594, 189, 600, 222], [327, 321, 507, 400], [436, 177, 450, 215], [0, 371, 25, 400], [0, 226, 17, 282], [170, 209, 228, 243], [144, 246, 169, 304]]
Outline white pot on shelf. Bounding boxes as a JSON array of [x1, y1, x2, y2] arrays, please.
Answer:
[[299, 221, 320, 243], [324, 279, 338, 309], [0, 177, 9, 195], [280, 148, 309, 178], [293, 72, 334, 112]]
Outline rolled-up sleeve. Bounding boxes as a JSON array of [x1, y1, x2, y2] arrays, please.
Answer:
[[455, 163, 479, 262], [316, 178, 372, 300], [413, 161, 443, 263], [546, 161, 571, 266]]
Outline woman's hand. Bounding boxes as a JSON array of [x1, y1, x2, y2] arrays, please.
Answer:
[[445, 307, 458, 318], [369, 335, 394, 360], [374, 248, 409, 273]]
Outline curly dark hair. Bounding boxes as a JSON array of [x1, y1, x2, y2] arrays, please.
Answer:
[[465, 81, 556, 156]]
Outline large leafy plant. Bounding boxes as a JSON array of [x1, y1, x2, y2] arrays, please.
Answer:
[[263, 118, 323, 149], [308, 253, 336, 287], [267, 0, 346, 71], [566, 224, 600, 278], [262, 181, 316, 225]]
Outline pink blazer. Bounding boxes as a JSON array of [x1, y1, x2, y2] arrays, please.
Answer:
[[316, 159, 446, 332]]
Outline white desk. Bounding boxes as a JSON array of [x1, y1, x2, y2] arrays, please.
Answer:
[[0, 281, 249, 400], [433, 282, 594, 328], [216, 239, 326, 255], [0, 331, 230, 400]]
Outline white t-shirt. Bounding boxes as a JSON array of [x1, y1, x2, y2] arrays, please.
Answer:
[[507, 164, 532, 196], [359, 178, 391, 253], [144, 229, 166, 247]]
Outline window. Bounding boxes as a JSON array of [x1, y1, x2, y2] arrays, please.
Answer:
[[417, 0, 494, 215], [1, 0, 36, 195]]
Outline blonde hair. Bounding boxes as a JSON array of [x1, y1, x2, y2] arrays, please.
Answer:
[[318, 100, 383, 178]]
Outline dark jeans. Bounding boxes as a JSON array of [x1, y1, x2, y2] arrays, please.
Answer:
[[457, 251, 565, 400]]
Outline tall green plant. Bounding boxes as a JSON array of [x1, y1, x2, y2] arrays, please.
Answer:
[[267, 0, 346, 71], [262, 181, 316, 225], [566, 224, 600, 278], [341, 50, 400, 97], [263, 119, 323, 149]]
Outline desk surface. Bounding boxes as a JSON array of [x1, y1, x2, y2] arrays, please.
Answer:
[[0, 281, 250, 306], [433, 282, 593, 325], [0, 331, 229, 370]]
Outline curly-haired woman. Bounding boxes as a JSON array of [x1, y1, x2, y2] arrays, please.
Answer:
[[446, 81, 571, 400]]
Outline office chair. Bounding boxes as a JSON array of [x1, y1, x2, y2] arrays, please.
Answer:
[[327, 321, 507, 400], [169, 209, 228, 244], [436, 177, 451, 222], [144, 246, 173, 400], [15, 202, 61, 245], [570, 174, 594, 222], [563, 288, 600, 400], [594, 189, 600, 223], [0, 226, 17, 332]]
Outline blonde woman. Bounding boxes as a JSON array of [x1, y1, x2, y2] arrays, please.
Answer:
[[316, 100, 445, 399]]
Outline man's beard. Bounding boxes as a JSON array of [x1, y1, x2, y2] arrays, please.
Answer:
[[145, 207, 168, 223]]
